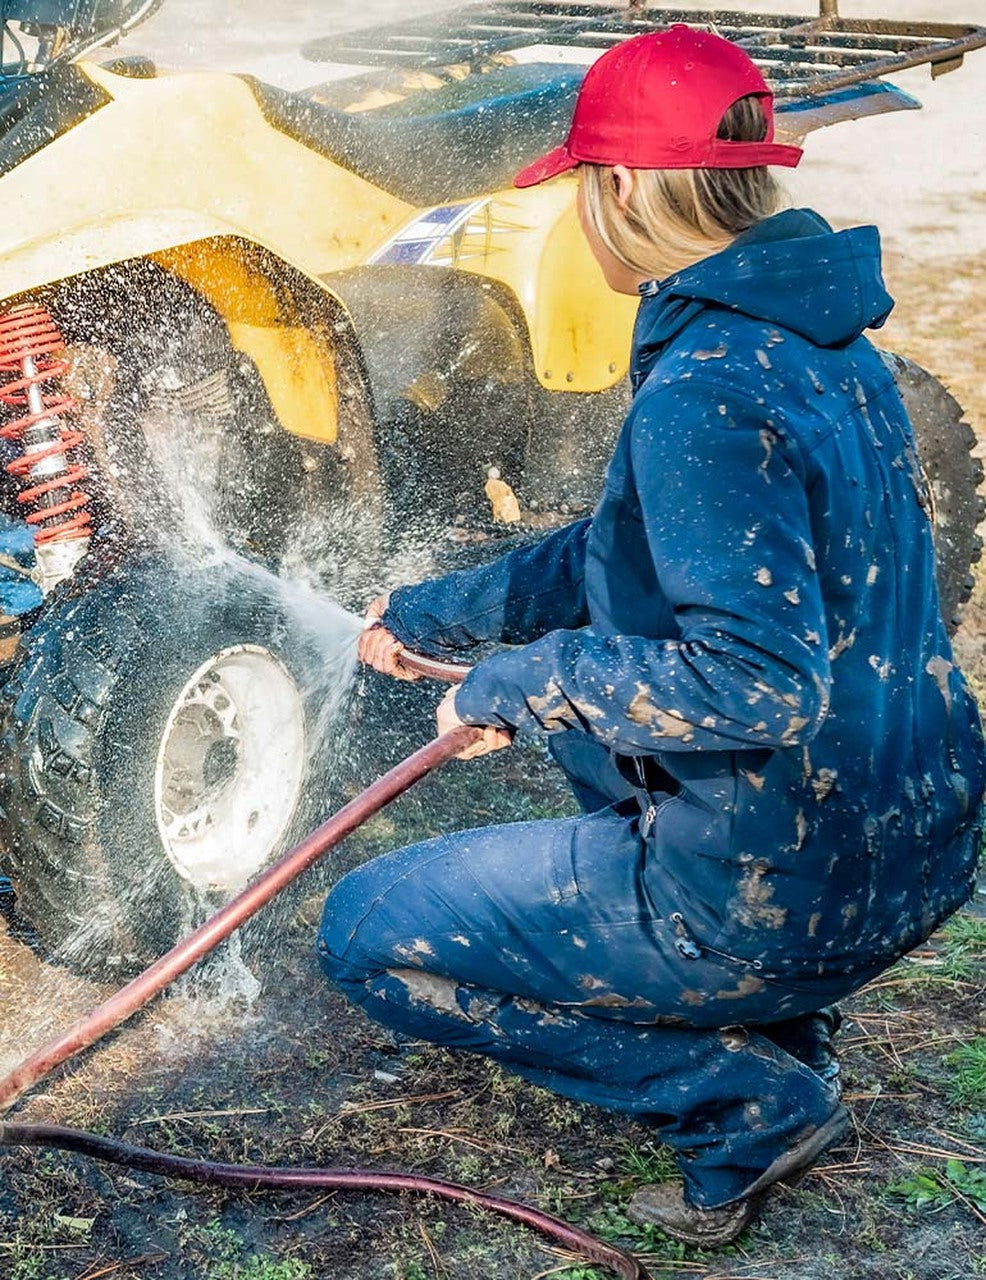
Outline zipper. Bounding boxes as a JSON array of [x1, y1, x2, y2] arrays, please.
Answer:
[[669, 912, 764, 971], [633, 757, 660, 837]]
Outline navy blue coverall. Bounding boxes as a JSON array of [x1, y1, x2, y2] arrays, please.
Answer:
[[318, 209, 985, 1209]]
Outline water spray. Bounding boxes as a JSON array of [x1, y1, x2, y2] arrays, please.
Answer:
[[0, 652, 651, 1280]]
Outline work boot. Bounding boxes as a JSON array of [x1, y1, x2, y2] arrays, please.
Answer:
[[627, 1105, 849, 1247]]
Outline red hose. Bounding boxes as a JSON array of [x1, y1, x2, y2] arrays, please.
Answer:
[[0, 725, 480, 1114], [396, 648, 473, 683]]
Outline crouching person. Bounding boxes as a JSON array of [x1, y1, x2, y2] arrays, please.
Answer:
[[317, 27, 985, 1245]]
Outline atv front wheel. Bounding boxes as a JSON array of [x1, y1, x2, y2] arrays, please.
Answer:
[[0, 555, 356, 973]]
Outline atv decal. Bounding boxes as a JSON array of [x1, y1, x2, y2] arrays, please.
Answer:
[[369, 200, 494, 268]]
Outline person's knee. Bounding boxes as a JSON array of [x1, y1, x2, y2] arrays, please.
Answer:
[[316, 839, 446, 985], [316, 858, 384, 984]]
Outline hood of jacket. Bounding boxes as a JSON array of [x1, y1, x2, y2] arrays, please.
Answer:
[[631, 208, 894, 387]]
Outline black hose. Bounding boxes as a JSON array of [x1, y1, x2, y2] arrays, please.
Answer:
[[1, 1123, 651, 1280]]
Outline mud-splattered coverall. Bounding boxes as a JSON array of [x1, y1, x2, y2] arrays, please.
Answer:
[[318, 208, 985, 1209]]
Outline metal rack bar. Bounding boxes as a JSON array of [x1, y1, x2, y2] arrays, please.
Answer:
[[302, 3, 986, 98]]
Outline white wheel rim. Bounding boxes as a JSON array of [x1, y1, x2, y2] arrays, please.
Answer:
[[154, 645, 306, 890]]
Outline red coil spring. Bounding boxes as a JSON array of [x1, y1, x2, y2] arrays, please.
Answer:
[[0, 304, 91, 544]]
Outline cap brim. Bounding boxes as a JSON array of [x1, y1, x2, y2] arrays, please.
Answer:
[[513, 145, 579, 189]]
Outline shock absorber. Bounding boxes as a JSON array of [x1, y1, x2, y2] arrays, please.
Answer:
[[0, 304, 91, 591]]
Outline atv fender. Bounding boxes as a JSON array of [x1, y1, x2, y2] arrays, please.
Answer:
[[366, 179, 639, 394], [521, 188, 638, 393], [6, 231, 364, 447], [151, 239, 342, 445], [0, 63, 411, 307], [0, 60, 412, 442], [322, 264, 534, 519], [320, 265, 530, 422]]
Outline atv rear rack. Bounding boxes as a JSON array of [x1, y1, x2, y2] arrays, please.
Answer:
[[303, 3, 986, 98]]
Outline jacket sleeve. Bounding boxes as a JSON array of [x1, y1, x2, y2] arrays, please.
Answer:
[[381, 518, 592, 655], [454, 382, 833, 752]]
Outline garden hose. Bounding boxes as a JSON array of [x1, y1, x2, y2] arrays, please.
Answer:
[[0, 1122, 649, 1280], [361, 616, 474, 684], [0, 652, 652, 1280], [394, 647, 473, 682]]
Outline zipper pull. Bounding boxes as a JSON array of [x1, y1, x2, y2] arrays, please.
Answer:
[[670, 911, 702, 960], [641, 803, 657, 838]]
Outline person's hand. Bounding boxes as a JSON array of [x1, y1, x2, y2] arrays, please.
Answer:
[[436, 686, 513, 760], [357, 593, 423, 681]]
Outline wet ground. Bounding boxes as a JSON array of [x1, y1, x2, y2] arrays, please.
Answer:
[[2, 820, 984, 1280], [2, 3, 986, 1279]]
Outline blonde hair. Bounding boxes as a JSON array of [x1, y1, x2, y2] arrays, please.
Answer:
[[579, 96, 782, 280]]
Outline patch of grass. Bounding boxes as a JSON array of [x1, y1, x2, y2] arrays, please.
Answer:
[[946, 1037, 986, 1109], [194, 1219, 243, 1264], [394, 1265, 429, 1280], [888, 1160, 986, 1216], [879, 911, 986, 993], [181, 1219, 313, 1280], [8, 1257, 71, 1280], [937, 913, 986, 981], [210, 1259, 313, 1280], [584, 1203, 681, 1253], [617, 1142, 677, 1188]]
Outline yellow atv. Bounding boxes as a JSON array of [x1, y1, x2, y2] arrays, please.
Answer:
[[0, 0, 983, 971]]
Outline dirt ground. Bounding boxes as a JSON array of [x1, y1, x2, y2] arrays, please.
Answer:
[[2, 4, 986, 1280], [2, 744, 985, 1280]]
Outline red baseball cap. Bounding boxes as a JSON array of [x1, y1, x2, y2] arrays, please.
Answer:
[[514, 25, 802, 188]]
